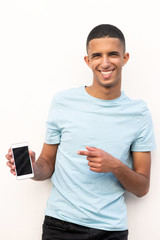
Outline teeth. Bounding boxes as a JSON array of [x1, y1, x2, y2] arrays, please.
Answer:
[[101, 71, 112, 75]]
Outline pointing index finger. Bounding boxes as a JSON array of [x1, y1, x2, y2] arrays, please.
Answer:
[[77, 150, 97, 157]]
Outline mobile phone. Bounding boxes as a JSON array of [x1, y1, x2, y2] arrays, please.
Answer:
[[11, 142, 34, 180]]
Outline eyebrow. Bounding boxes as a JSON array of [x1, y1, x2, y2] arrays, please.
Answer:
[[91, 51, 121, 58], [91, 53, 101, 58], [108, 51, 120, 56]]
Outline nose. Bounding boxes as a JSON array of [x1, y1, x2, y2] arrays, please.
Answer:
[[101, 55, 110, 69]]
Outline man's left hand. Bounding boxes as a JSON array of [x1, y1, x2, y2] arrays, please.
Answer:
[[77, 146, 119, 173]]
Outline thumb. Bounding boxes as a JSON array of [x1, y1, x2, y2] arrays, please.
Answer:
[[29, 150, 36, 162], [85, 146, 97, 151]]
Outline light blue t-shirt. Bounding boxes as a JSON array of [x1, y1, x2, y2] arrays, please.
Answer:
[[45, 86, 156, 231]]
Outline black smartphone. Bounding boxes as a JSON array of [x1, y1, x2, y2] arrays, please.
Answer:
[[11, 142, 34, 180]]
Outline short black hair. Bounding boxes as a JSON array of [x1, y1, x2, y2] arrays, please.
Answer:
[[86, 24, 126, 53]]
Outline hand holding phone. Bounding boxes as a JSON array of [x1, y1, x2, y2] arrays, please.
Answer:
[[7, 142, 34, 180]]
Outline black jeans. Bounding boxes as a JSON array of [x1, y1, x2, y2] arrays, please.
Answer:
[[42, 216, 128, 240]]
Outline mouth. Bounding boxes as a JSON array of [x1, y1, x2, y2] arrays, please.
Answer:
[[98, 69, 115, 79]]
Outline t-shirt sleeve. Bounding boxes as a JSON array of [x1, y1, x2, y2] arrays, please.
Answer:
[[131, 105, 156, 152], [45, 95, 61, 144]]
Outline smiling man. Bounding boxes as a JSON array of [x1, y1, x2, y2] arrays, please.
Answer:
[[84, 34, 129, 99], [6, 24, 156, 240]]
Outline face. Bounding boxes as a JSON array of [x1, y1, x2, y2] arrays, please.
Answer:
[[84, 37, 129, 89]]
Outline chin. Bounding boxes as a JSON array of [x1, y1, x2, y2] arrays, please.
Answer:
[[98, 77, 120, 88], [99, 80, 115, 88]]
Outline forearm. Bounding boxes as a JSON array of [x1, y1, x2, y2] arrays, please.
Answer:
[[113, 159, 150, 197], [32, 157, 54, 181], [78, 147, 151, 197]]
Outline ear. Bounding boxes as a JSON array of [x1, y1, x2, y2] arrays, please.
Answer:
[[84, 55, 90, 67], [122, 52, 129, 66]]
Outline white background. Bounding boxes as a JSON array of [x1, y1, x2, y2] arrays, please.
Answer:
[[0, 0, 160, 239]]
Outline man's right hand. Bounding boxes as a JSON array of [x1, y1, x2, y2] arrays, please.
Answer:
[[6, 148, 36, 176], [6, 143, 58, 181]]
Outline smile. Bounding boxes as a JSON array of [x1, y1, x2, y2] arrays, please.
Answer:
[[101, 70, 112, 75], [99, 69, 115, 79]]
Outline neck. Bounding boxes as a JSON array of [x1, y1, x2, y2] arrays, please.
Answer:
[[85, 83, 121, 100]]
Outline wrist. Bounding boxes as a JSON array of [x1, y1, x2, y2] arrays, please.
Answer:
[[111, 157, 122, 174], [31, 161, 41, 181]]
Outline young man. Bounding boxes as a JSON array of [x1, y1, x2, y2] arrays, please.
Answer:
[[6, 24, 156, 240]]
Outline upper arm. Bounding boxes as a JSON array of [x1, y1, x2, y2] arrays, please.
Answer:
[[132, 151, 151, 179], [39, 143, 59, 173]]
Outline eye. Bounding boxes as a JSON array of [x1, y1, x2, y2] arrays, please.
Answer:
[[91, 53, 101, 59]]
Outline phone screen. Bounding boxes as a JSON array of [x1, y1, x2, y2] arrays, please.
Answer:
[[12, 146, 32, 176]]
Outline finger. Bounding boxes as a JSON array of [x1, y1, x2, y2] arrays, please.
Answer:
[[85, 146, 97, 151], [10, 169, 16, 175], [10, 158, 15, 163], [6, 153, 14, 164], [8, 148, 13, 156], [8, 148, 11, 153], [86, 156, 97, 162], [29, 150, 35, 156], [85, 146, 102, 156], [77, 150, 98, 157], [6, 162, 12, 168], [6, 161, 15, 169], [29, 150, 36, 162], [6, 159, 14, 168], [88, 161, 101, 168], [86, 146, 102, 152], [89, 167, 101, 173], [5, 153, 13, 161]]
